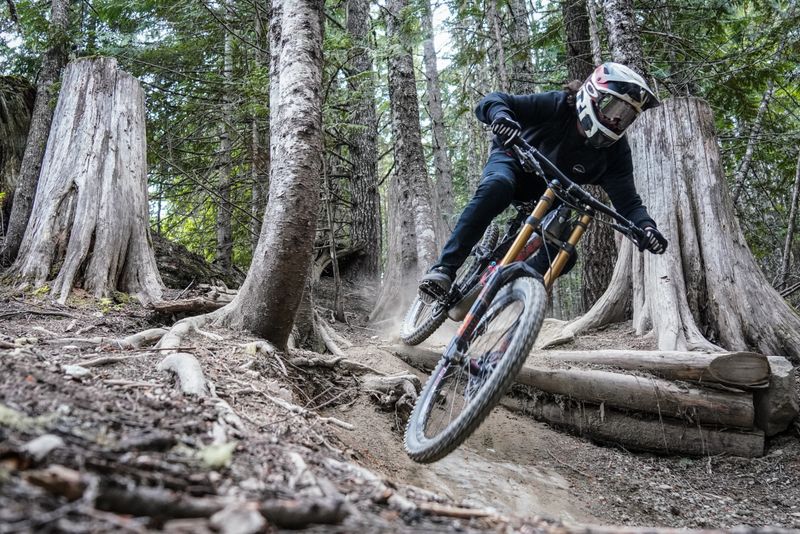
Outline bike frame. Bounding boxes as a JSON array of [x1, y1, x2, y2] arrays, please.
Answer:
[[449, 138, 644, 352]]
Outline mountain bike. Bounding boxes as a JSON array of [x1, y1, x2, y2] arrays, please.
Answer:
[[403, 138, 649, 463]]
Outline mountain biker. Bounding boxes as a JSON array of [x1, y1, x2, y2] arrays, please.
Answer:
[[418, 62, 668, 302]]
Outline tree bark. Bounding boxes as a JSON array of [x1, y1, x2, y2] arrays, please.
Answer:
[[389, 343, 755, 427], [587, 0, 603, 65], [731, 82, 774, 206], [534, 349, 770, 387], [0, 76, 35, 231], [386, 0, 438, 271], [600, 0, 647, 78], [372, 0, 439, 321], [562, 0, 594, 82], [421, 0, 455, 247], [753, 356, 798, 436], [215, 4, 235, 275], [250, 7, 269, 252], [503, 397, 765, 458], [564, 99, 800, 361], [7, 57, 163, 304], [1, 0, 71, 266], [779, 150, 800, 288], [212, 0, 324, 349], [563, 0, 616, 311], [344, 0, 381, 280], [506, 0, 536, 94], [486, 0, 509, 92], [370, 154, 418, 322]]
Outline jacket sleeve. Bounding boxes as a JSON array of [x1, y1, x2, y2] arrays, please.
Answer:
[[475, 92, 560, 126], [598, 139, 656, 228]]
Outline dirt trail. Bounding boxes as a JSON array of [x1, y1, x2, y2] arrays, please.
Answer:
[[326, 322, 595, 524], [330, 302, 800, 530]]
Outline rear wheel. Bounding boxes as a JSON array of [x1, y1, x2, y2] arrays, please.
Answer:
[[404, 276, 547, 463], [399, 224, 499, 346]]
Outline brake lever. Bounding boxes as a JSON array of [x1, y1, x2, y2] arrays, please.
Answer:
[[512, 144, 545, 177], [611, 223, 647, 250]]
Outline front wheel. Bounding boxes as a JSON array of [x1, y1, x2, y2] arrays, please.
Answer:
[[399, 297, 448, 346], [404, 276, 547, 463], [399, 224, 499, 346]]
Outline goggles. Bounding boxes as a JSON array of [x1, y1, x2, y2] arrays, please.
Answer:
[[596, 94, 639, 134]]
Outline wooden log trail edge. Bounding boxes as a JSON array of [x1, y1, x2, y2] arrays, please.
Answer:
[[387, 345, 797, 457]]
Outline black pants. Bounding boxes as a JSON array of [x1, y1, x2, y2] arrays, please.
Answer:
[[433, 151, 577, 277]]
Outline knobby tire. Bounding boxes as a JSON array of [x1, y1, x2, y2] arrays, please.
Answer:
[[404, 276, 547, 463], [399, 224, 499, 346]]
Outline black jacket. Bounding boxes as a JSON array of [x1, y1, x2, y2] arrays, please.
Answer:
[[475, 90, 655, 228]]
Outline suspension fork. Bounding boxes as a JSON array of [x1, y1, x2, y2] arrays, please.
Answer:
[[542, 212, 593, 291], [442, 189, 557, 361]]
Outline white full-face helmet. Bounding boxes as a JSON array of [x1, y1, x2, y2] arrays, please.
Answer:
[[576, 62, 660, 148]]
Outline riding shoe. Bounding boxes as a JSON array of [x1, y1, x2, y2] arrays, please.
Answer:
[[418, 267, 454, 304]]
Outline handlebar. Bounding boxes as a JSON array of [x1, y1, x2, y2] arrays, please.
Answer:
[[507, 137, 648, 248]]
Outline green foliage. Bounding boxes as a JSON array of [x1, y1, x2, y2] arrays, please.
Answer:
[[1, 0, 796, 298]]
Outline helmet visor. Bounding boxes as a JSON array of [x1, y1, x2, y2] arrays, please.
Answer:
[[596, 94, 638, 134]]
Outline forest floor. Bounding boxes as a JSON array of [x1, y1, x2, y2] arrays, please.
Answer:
[[0, 278, 799, 533]]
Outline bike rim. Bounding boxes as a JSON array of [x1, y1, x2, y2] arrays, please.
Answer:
[[410, 298, 443, 329], [419, 292, 525, 440]]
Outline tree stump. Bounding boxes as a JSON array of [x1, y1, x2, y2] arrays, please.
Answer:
[[560, 98, 800, 361], [7, 57, 163, 304], [0, 76, 36, 229]]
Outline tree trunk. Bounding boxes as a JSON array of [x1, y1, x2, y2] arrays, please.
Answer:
[[344, 0, 381, 281], [486, 0, 509, 92], [370, 154, 418, 322], [563, 0, 616, 310], [212, 0, 324, 349], [506, 0, 536, 94], [567, 98, 800, 362], [587, 0, 603, 65], [323, 161, 345, 322], [7, 57, 163, 304], [386, 0, 438, 271], [251, 118, 269, 252], [731, 82, 774, 206], [1, 0, 71, 267], [0, 76, 35, 232], [421, 0, 455, 247], [250, 6, 269, 252], [779, 150, 800, 288], [372, 0, 439, 321], [215, 7, 235, 275], [562, 0, 594, 82], [600, 0, 647, 78]]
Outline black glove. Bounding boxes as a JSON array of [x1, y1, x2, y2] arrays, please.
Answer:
[[639, 224, 667, 254], [491, 114, 522, 147]]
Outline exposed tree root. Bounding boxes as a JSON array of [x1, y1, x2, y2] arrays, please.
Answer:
[[314, 309, 352, 348], [157, 353, 209, 396], [261, 391, 354, 431], [42, 328, 169, 349], [289, 354, 385, 376], [361, 373, 420, 417]]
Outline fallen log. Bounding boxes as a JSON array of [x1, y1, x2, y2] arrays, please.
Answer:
[[388, 344, 755, 428], [753, 356, 799, 436], [259, 497, 348, 528], [389, 344, 770, 388], [534, 349, 769, 388], [150, 295, 232, 316], [502, 397, 765, 458]]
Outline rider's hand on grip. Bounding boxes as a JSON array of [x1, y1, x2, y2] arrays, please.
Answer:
[[491, 115, 522, 147], [639, 225, 667, 254]]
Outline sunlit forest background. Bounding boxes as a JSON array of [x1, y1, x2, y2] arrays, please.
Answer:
[[2, 0, 798, 316]]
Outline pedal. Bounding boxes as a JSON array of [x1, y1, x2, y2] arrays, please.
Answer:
[[418, 279, 448, 304]]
